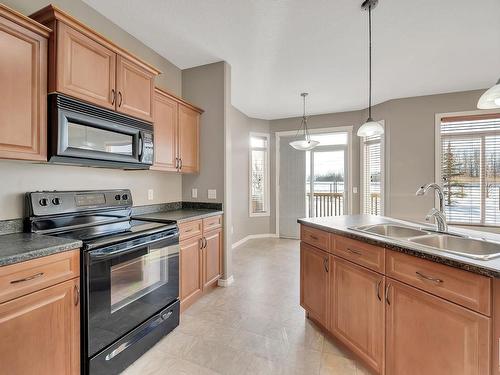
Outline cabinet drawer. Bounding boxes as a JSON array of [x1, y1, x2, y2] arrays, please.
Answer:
[[386, 250, 491, 316], [0, 250, 80, 304], [333, 236, 385, 273], [203, 215, 222, 232], [179, 219, 203, 241], [300, 225, 330, 252]]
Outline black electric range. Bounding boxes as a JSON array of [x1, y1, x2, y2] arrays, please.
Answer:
[[25, 190, 180, 375]]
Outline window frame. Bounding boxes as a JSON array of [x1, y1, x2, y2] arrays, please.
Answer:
[[249, 132, 271, 217], [435, 110, 500, 227], [360, 121, 385, 216]]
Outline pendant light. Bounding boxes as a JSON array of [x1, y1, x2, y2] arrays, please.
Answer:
[[357, 0, 384, 137], [289, 93, 320, 150], [477, 78, 500, 109]]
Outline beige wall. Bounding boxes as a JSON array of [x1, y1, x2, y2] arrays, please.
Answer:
[[1, 0, 184, 220], [0, 160, 182, 220], [230, 106, 271, 244], [181, 62, 227, 204], [269, 89, 487, 232]]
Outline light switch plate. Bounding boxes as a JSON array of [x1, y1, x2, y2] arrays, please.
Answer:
[[147, 189, 154, 201], [192, 188, 198, 199], [353, 187, 358, 194], [208, 189, 217, 200]]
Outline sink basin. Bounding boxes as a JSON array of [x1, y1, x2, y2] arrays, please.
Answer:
[[353, 224, 430, 239], [409, 234, 500, 260]]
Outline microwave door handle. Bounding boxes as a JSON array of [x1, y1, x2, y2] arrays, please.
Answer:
[[138, 133, 143, 158]]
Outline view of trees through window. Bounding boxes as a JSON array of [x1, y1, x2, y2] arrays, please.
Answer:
[[440, 115, 500, 225]]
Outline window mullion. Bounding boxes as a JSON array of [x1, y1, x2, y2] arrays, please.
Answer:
[[480, 136, 486, 225]]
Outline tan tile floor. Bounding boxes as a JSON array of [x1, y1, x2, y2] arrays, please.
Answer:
[[121, 238, 371, 375]]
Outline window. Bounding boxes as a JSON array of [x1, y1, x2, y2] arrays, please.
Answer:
[[361, 129, 384, 215], [249, 133, 270, 216], [438, 114, 500, 226]]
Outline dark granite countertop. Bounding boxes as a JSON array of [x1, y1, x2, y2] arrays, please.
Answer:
[[134, 209, 223, 224], [298, 214, 500, 278], [0, 233, 82, 267]]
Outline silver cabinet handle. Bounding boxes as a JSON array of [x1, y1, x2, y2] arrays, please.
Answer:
[[175, 157, 179, 170], [385, 283, 391, 305], [416, 271, 443, 284], [74, 284, 80, 306], [203, 237, 208, 249], [10, 272, 44, 284], [118, 91, 123, 107], [111, 89, 116, 105], [309, 235, 319, 241], [376, 279, 382, 301], [323, 258, 329, 273], [179, 158, 183, 170], [347, 247, 362, 256]]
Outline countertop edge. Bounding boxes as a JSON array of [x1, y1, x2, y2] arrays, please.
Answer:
[[0, 239, 82, 267], [298, 218, 500, 278]]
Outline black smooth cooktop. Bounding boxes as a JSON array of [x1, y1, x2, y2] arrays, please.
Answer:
[[53, 219, 177, 250]]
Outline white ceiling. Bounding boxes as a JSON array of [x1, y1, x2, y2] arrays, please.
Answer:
[[83, 0, 500, 120]]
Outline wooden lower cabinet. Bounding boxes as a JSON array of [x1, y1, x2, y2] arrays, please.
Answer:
[[300, 242, 329, 327], [203, 228, 222, 288], [330, 256, 385, 374], [0, 277, 80, 375], [385, 279, 490, 375], [180, 235, 203, 310]]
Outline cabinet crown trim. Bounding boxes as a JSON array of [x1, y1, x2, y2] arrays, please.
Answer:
[[30, 4, 161, 75], [155, 87, 204, 114], [0, 3, 50, 37]]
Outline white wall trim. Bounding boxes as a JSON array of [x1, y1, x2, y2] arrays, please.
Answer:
[[232, 233, 279, 249], [217, 275, 234, 287], [275, 125, 353, 238]]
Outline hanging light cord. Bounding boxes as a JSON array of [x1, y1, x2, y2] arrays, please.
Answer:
[[368, 4, 372, 120], [295, 94, 310, 141]]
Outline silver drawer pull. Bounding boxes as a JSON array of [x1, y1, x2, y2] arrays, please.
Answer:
[[309, 235, 319, 240], [416, 271, 443, 284], [346, 248, 362, 256], [185, 228, 193, 233], [10, 272, 44, 284]]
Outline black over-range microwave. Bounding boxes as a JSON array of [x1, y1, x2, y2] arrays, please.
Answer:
[[48, 94, 154, 169]]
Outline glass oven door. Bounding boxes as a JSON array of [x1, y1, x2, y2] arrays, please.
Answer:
[[86, 232, 179, 357]]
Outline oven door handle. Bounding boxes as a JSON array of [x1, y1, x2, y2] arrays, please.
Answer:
[[88, 235, 179, 261]]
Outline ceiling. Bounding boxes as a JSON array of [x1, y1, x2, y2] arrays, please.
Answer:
[[83, 0, 500, 120]]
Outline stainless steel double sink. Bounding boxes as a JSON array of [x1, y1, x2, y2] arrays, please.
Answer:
[[350, 223, 500, 260]]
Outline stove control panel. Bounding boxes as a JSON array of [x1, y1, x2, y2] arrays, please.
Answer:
[[26, 190, 133, 217]]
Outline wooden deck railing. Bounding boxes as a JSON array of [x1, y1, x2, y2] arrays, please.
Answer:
[[307, 192, 344, 217]]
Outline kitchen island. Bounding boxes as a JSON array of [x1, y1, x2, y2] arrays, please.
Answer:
[[298, 214, 500, 375]]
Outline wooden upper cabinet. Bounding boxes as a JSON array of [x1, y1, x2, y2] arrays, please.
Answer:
[[203, 227, 222, 288], [116, 55, 155, 122], [386, 279, 490, 375], [30, 5, 160, 121], [56, 22, 116, 110], [300, 242, 329, 327], [0, 4, 49, 161], [152, 88, 178, 171], [178, 104, 200, 173], [0, 278, 80, 375], [330, 257, 385, 374]]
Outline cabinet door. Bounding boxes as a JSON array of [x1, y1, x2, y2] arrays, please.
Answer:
[[178, 104, 200, 173], [57, 22, 116, 110], [116, 55, 155, 122], [152, 89, 178, 171], [330, 257, 385, 374], [300, 242, 329, 327], [386, 279, 490, 375], [203, 228, 222, 288], [0, 278, 80, 375], [180, 236, 203, 310], [0, 13, 47, 161]]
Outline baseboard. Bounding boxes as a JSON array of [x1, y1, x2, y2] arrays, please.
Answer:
[[231, 233, 279, 249], [217, 275, 234, 287]]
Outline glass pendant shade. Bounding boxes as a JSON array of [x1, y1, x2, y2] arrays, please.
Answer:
[[289, 139, 320, 151], [477, 79, 500, 109], [357, 118, 384, 137]]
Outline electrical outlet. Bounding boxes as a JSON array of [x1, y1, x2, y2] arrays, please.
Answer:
[[147, 189, 154, 201], [353, 187, 358, 194], [192, 188, 198, 199], [208, 189, 217, 200]]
